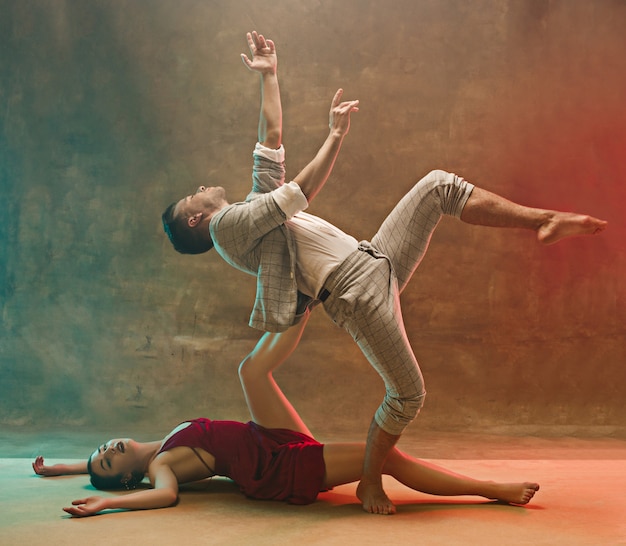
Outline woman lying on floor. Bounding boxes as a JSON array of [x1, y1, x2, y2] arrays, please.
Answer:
[[33, 311, 539, 516]]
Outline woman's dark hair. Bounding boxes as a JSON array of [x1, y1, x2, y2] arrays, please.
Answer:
[[87, 456, 145, 491], [162, 202, 214, 254]]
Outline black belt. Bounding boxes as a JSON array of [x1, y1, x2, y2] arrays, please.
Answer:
[[318, 288, 331, 302], [317, 244, 382, 303], [318, 245, 377, 303]]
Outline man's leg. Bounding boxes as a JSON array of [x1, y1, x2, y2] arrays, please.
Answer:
[[371, 170, 474, 292], [351, 294, 425, 515], [459, 186, 607, 244], [322, 254, 425, 514], [346, 172, 468, 514], [372, 170, 607, 293], [356, 420, 400, 514], [359, 170, 606, 514]]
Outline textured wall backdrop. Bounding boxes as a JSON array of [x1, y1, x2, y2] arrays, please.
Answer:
[[1, 0, 624, 440]]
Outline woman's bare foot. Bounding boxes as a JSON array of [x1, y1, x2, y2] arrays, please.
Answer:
[[483, 481, 540, 505], [537, 212, 607, 245], [356, 480, 397, 515]]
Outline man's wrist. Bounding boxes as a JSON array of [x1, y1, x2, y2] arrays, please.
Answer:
[[328, 128, 346, 141]]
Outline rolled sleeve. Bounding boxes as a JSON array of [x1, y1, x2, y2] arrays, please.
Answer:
[[250, 141, 307, 220], [254, 142, 285, 163], [272, 182, 308, 219]]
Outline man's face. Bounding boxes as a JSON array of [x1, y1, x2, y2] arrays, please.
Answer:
[[175, 185, 227, 223]]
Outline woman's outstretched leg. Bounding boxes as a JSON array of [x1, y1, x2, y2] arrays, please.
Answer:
[[238, 311, 313, 436], [322, 443, 539, 505], [384, 448, 540, 504]]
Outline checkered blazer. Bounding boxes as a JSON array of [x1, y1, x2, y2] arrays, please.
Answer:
[[210, 153, 313, 332]]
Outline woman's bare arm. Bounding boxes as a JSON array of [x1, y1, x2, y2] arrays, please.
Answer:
[[63, 463, 179, 517], [32, 456, 88, 476]]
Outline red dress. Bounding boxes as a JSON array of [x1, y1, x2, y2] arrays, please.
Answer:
[[157, 418, 326, 505]]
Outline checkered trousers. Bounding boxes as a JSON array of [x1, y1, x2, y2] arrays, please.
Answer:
[[321, 170, 474, 435]]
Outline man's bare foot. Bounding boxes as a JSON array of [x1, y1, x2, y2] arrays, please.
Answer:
[[483, 481, 540, 505], [356, 480, 396, 515], [537, 212, 607, 245]]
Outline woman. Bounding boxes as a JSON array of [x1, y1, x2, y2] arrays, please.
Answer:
[[33, 312, 539, 516]]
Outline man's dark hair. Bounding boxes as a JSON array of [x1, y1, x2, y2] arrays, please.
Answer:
[[87, 456, 145, 491], [162, 202, 214, 254]]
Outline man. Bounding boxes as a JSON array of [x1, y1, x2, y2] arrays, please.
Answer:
[[162, 31, 607, 514]]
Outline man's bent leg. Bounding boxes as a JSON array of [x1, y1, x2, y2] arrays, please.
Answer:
[[371, 170, 607, 293], [344, 264, 425, 514], [372, 170, 473, 293], [460, 186, 607, 244], [321, 252, 426, 514]]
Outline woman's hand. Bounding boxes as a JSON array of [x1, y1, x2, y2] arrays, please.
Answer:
[[32, 456, 61, 476], [32, 455, 87, 476], [63, 465, 179, 517], [63, 496, 110, 517]]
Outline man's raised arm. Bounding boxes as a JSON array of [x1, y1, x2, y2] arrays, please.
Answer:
[[241, 31, 282, 149], [293, 89, 359, 202]]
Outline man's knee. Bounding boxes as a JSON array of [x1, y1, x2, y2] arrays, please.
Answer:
[[375, 390, 426, 436], [424, 169, 450, 183], [417, 169, 471, 218], [402, 390, 427, 421], [415, 169, 451, 190]]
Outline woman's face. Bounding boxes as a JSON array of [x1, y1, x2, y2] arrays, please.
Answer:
[[89, 438, 139, 480]]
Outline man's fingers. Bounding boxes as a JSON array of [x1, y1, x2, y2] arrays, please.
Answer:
[[253, 32, 271, 53], [335, 100, 360, 115], [245, 31, 275, 60], [340, 100, 360, 111], [248, 31, 262, 55], [332, 88, 344, 107], [240, 53, 252, 69]]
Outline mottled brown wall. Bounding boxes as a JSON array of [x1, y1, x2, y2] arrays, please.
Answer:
[[1, 0, 624, 439]]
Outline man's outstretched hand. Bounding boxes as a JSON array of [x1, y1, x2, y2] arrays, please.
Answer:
[[329, 88, 360, 138], [241, 31, 277, 75]]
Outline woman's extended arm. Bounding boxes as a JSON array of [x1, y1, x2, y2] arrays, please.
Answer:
[[32, 456, 88, 476], [63, 463, 179, 517]]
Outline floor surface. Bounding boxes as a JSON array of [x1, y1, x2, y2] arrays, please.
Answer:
[[1, 430, 625, 546]]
